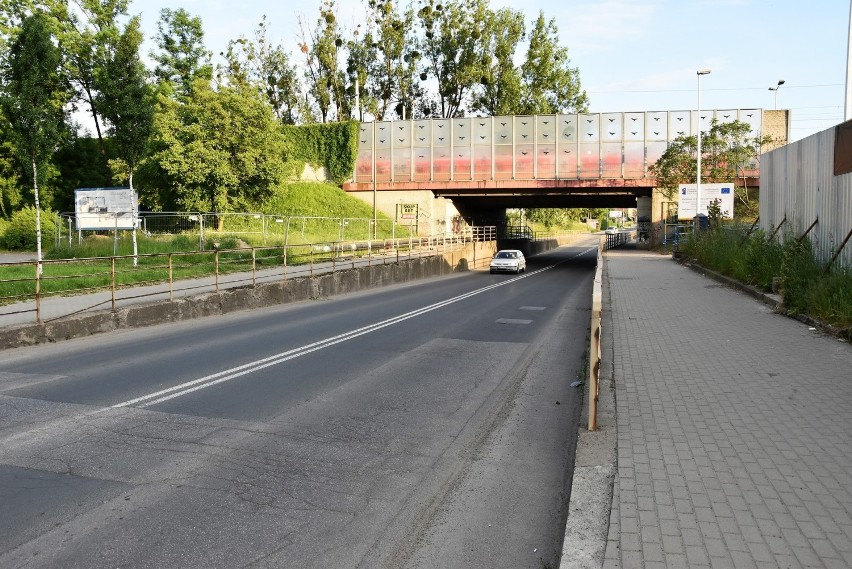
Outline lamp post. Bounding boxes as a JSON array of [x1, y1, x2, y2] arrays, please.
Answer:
[[768, 79, 785, 110], [696, 69, 711, 220], [846, 0, 851, 120]]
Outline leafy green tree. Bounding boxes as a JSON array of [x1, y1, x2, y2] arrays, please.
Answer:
[[0, 137, 24, 217], [57, 0, 129, 150], [139, 82, 288, 227], [520, 12, 588, 115], [221, 16, 304, 124], [650, 120, 773, 218], [471, 7, 525, 116], [417, 0, 489, 118], [96, 15, 154, 190], [0, 12, 69, 267], [95, 14, 154, 264], [151, 7, 212, 99], [53, 135, 114, 210]]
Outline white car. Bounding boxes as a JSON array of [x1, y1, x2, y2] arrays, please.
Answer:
[[490, 249, 526, 274], [605, 227, 619, 235]]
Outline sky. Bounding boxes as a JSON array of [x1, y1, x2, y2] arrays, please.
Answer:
[[126, 0, 850, 142]]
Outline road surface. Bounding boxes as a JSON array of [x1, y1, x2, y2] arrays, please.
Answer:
[[0, 239, 598, 568]]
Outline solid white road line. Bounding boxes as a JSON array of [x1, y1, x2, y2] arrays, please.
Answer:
[[112, 247, 596, 409]]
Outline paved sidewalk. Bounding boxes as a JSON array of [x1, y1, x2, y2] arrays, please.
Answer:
[[602, 249, 852, 569]]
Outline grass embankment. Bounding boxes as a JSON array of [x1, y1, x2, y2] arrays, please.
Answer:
[[0, 182, 410, 304], [682, 227, 852, 336]]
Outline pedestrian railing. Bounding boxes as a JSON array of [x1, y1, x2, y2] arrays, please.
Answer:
[[603, 229, 635, 250], [1, 231, 495, 324]]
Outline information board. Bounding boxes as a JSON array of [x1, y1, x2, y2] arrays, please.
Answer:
[[677, 183, 735, 220], [75, 188, 138, 230]]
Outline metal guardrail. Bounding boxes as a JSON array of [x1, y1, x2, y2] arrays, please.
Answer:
[[55, 212, 451, 249], [588, 237, 604, 431], [1, 229, 497, 324], [603, 229, 635, 250]]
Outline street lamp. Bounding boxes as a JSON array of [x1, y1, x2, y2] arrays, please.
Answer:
[[696, 69, 711, 221], [768, 79, 785, 110]]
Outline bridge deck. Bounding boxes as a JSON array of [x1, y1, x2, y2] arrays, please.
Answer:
[[348, 110, 764, 188]]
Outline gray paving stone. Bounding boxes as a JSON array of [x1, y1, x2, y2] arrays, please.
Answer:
[[600, 250, 852, 569]]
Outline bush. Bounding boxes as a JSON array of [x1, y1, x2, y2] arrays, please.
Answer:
[[0, 207, 57, 251], [281, 122, 359, 183]]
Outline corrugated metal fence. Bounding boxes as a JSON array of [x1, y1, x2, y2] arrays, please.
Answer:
[[760, 124, 852, 268]]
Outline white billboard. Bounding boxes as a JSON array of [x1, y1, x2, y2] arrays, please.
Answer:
[[75, 188, 138, 230], [677, 183, 735, 220]]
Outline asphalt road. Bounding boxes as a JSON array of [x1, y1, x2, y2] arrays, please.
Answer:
[[0, 240, 598, 569]]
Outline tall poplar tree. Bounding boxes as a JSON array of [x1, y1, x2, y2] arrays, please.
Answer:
[[0, 12, 69, 272], [521, 12, 588, 115], [471, 7, 525, 116], [417, 0, 489, 118], [95, 15, 154, 265]]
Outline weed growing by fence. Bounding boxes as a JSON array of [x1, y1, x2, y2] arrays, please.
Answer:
[[682, 226, 851, 335]]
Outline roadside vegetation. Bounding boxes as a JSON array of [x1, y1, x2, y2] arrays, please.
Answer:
[[682, 226, 852, 338], [0, 181, 419, 304]]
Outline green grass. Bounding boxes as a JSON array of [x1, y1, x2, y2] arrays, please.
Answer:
[[682, 226, 852, 335], [0, 239, 363, 305], [0, 182, 421, 305]]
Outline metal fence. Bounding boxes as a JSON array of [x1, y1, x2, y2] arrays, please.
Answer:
[[760, 124, 852, 269], [2, 227, 498, 324], [54, 212, 445, 250]]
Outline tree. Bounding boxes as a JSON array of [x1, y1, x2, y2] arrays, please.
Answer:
[[221, 16, 304, 124], [0, 12, 69, 271], [520, 12, 588, 115], [95, 15, 155, 265], [151, 7, 212, 99], [365, 0, 420, 119], [345, 23, 378, 121], [417, 0, 489, 118], [470, 7, 525, 116], [139, 82, 288, 227], [96, 16, 154, 189], [298, 0, 346, 123], [650, 119, 773, 218], [57, 0, 129, 150], [0, 136, 24, 217]]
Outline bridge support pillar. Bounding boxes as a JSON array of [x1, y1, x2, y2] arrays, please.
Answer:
[[637, 196, 651, 222]]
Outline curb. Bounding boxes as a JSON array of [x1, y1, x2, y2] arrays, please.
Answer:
[[560, 251, 618, 569]]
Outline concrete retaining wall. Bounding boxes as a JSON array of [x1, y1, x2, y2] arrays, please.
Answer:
[[0, 241, 499, 351]]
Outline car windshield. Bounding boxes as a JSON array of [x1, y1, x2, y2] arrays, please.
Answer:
[[496, 252, 516, 259]]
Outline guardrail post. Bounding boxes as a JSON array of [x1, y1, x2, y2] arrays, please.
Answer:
[[214, 249, 219, 292], [111, 256, 116, 312], [251, 248, 257, 287], [35, 262, 41, 323], [168, 254, 174, 301]]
